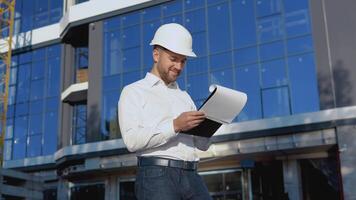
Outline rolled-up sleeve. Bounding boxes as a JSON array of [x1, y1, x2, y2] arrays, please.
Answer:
[[118, 86, 177, 152]]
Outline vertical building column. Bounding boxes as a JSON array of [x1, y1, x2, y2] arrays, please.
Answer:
[[282, 159, 302, 200], [337, 125, 356, 199], [87, 21, 103, 142], [57, 178, 72, 200]]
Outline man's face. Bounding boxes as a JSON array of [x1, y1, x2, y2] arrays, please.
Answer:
[[153, 47, 187, 85]]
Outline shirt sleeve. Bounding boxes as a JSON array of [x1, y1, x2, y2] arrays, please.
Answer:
[[118, 86, 177, 152]]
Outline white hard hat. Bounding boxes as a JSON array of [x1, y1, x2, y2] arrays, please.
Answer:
[[150, 23, 196, 57]]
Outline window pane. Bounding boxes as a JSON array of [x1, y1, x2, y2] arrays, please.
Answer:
[[143, 21, 161, 65], [162, 1, 182, 16], [101, 91, 121, 139], [50, 0, 63, 23], [185, 8, 205, 33], [34, 0, 49, 28], [43, 112, 58, 155], [122, 47, 141, 72], [162, 14, 182, 24], [208, 3, 231, 53], [141, 6, 160, 22], [103, 17, 120, 32], [122, 71, 141, 87], [47, 57, 61, 97], [121, 12, 140, 27], [259, 40, 285, 61], [29, 114, 43, 135], [192, 32, 207, 57], [103, 75, 121, 92], [261, 59, 288, 88], [10, 67, 17, 85], [30, 100, 44, 114], [103, 31, 122, 76], [46, 97, 59, 112], [231, 0, 257, 48], [15, 103, 29, 117], [262, 87, 290, 118], [210, 68, 234, 88], [27, 134, 42, 157], [256, 0, 282, 17], [210, 52, 232, 71], [288, 53, 319, 114], [187, 57, 208, 74], [285, 9, 311, 37], [287, 35, 313, 55], [5, 119, 14, 139], [4, 140, 12, 160], [184, 0, 204, 10], [236, 65, 262, 121], [30, 79, 45, 100], [31, 61, 45, 80], [187, 73, 209, 101], [122, 25, 140, 48], [257, 15, 284, 43], [234, 47, 258, 66]]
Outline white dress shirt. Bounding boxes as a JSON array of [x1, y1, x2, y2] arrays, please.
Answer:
[[118, 73, 211, 161]]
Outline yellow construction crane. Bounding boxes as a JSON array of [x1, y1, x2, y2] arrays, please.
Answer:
[[0, 0, 16, 166]]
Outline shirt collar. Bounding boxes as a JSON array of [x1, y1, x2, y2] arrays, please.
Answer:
[[145, 72, 179, 89]]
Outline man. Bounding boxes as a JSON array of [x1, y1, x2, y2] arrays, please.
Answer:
[[118, 23, 212, 200]]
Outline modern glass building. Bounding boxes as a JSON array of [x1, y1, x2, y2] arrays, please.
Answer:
[[2, 0, 356, 199]]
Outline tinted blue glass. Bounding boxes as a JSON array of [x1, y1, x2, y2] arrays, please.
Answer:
[[210, 68, 234, 88], [29, 114, 43, 135], [104, 17, 120, 31], [12, 136, 26, 159], [261, 59, 287, 88], [259, 41, 284, 61], [19, 52, 31, 64], [104, 49, 122, 76], [192, 32, 207, 56], [234, 47, 258, 66], [262, 87, 290, 117], [163, 15, 182, 24], [21, 0, 34, 32], [285, 9, 310, 37], [207, 0, 226, 5], [122, 71, 141, 87], [210, 52, 233, 70], [15, 103, 29, 117], [5, 119, 14, 139], [236, 65, 262, 121], [184, 0, 205, 10], [121, 12, 140, 27], [208, 3, 231, 53], [187, 74, 209, 100], [45, 97, 59, 112], [7, 105, 15, 118], [31, 61, 45, 80], [27, 134, 42, 157], [4, 140, 12, 160], [8, 86, 16, 105], [231, 0, 257, 48], [30, 100, 44, 114], [288, 53, 319, 113], [14, 116, 28, 139], [10, 67, 17, 85], [101, 91, 120, 136], [123, 47, 141, 71], [34, 0, 49, 28], [43, 112, 58, 155], [257, 15, 284, 42], [32, 48, 46, 61], [50, 0, 63, 23], [30, 79, 45, 100], [122, 25, 140, 49], [177, 77, 186, 90], [16, 78, 30, 103], [256, 0, 282, 17], [287, 35, 313, 55], [162, 0, 182, 16], [141, 6, 161, 22], [47, 57, 60, 97], [143, 21, 161, 65], [103, 75, 120, 92], [47, 44, 61, 58], [187, 57, 208, 74], [185, 9, 205, 33], [75, 47, 88, 69], [105, 31, 120, 51], [11, 55, 19, 67], [284, 0, 308, 12]]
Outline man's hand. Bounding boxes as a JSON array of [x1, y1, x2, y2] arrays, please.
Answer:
[[173, 111, 206, 132]]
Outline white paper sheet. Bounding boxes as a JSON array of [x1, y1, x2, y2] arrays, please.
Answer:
[[199, 85, 248, 124]]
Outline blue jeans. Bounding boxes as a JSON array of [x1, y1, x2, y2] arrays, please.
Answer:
[[135, 166, 212, 200]]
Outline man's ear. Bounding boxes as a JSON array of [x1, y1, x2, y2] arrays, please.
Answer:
[[153, 48, 159, 63]]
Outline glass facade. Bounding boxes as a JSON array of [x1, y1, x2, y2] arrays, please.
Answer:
[[5, 44, 61, 160], [13, 0, 63, 35], [72, 103, 87, 145], [102, 0, 319, 138]]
